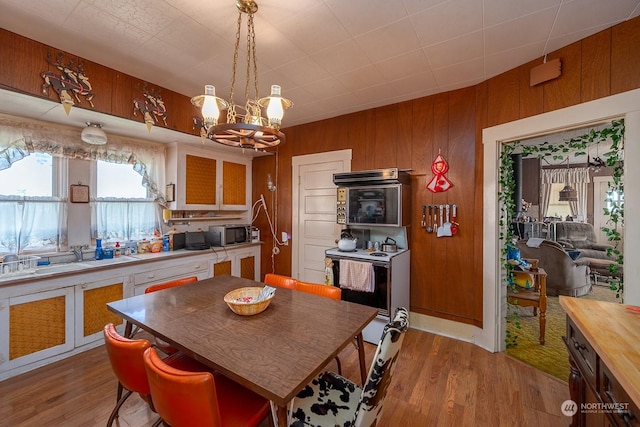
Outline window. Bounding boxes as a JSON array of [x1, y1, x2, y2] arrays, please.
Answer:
[[0, 153, 66, 253], [545, 183, 572, 219], [93, 161, 160, 242]]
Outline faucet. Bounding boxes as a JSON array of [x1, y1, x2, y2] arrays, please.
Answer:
[[71, 246, 84, 262]]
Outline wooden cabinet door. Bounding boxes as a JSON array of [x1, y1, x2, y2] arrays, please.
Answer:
[[0, 287, 74, 374], [74, 277, 125, 346]]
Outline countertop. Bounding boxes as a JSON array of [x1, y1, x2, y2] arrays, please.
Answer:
[[0, 242, 262, 286], [559, 296, 640, 407]]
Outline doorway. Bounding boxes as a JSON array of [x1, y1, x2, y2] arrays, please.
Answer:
[[291, 150, 351, 282], [480, 88, 640, 353]]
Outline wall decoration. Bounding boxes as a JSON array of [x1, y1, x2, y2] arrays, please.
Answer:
[[70, 184, 90, 203], [41, 52, 95, 115], [133, 83, 168, 132], [426, 153, 453, 193], [165, 183, 175, 202]]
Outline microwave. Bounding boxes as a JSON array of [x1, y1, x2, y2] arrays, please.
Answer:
[[334, 168, 411, 227], [208, 225, 250, 246]]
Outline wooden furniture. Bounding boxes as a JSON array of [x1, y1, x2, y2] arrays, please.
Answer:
[[560, 297, 640, 427], [288, 308, 408, 427], [107, 275, 378, 427], [143, 347, 271, 427], [507, 266, 547, 344]]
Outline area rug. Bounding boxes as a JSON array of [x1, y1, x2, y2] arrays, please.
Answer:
[[505, 284, 619, 382]]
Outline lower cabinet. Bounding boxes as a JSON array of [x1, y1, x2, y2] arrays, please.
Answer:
[[74, 277, 126, 347], [133, 257, 209, 295], [0, 287, 74, 374], [211, 246, 260, 281]]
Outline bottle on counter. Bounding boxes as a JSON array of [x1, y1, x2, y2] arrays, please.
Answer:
[[115, 242, 121, 257], [95, 238, 103, 260]]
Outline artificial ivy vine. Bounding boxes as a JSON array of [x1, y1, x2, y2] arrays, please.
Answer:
[[498, 119, 625, 347]]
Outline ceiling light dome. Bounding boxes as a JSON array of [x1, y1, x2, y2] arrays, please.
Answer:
[[81, 122, 107, 145]]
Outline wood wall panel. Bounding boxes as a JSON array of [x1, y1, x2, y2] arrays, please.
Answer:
[[611, 19, 640, 94], [543, 42, 582, 112], [581, 30, 611, 102], [111, 72, 135, 119], [373, 104, 398, 169], [0, 30, 47, 94], [487, 68, 519, 127], [396, 101, 413, 171], [81, 60, 115, 113], [519, 58, 544, 119]]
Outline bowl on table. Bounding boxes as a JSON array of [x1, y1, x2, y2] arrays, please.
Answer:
[[224, 287, 274, 316]]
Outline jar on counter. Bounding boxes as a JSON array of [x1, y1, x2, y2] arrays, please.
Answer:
[[150, 239, 162, 253], [137, 239, 151, 254]]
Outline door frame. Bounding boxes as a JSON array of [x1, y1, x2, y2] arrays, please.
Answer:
[[291, 149, 351, 279], [481, 88, 640, 353]]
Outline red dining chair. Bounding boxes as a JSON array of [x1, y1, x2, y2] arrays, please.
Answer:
[[143, 276, 198, 354], [143, 347, 272, 427], [103, 323, 211, 426], [264, 273, 297, 289]]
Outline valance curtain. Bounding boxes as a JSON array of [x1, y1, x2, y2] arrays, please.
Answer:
[[540, 167, 590, 219], [0, 113, 167, 203]]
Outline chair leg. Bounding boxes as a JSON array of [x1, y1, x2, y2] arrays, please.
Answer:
[[151, 417, 163, 427], [116, 381, 124, 404], [334, 355, 342, 375], [107, 389, 133, 426]]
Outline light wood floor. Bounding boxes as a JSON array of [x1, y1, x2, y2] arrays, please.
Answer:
[[0, 328, 571, 426]]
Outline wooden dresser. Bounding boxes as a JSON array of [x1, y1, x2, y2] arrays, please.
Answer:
[[560, 297, 640, 426]]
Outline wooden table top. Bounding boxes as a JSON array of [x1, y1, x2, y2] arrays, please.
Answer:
[[107, 275, 378, 406], [559, 296, 640, 407]]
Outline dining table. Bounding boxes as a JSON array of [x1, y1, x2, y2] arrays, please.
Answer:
[[107, 274, 379, 427]]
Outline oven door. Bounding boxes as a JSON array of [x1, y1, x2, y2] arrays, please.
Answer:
[[329, 256, 390, 317]]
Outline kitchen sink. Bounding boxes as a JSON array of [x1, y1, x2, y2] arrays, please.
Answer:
[[80, 256, 137, 267], [35, 263, 90, 274]]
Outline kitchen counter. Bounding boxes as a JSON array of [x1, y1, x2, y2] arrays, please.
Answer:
[[0, 243, 262, 286]]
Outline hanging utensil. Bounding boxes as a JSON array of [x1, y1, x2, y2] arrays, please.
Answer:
[[442, 204, 452, 236], [451, 204, 459, 235], [421, 205, 426, 228], [437, 204, 446, 237], [426, 205, 433, 233]]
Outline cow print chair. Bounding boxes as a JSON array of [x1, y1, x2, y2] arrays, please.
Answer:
[[287, 307, 409, 427]]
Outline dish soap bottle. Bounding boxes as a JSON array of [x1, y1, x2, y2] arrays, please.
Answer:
[[114, 241, 121, 257], [95, 238, 104, 260]]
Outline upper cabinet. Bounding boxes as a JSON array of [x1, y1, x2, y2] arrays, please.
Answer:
[[166, 143, 252, 212]]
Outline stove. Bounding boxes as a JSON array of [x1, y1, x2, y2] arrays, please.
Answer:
[[324, 247, 407, 262]]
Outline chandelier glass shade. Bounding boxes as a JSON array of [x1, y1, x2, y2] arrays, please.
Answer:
[[191, 0, 292, 150]]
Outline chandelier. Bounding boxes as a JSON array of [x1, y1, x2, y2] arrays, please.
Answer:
[[558, 158, 578, 202], [191, 0, 292, 151]]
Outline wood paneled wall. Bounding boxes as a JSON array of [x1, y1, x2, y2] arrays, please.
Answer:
[[254, 17, 640, 327], [2, 17, 640, 327]]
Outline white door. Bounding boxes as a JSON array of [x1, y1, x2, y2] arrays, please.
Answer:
[[292, 150, 351, 282], [593, 176, 613, 244]]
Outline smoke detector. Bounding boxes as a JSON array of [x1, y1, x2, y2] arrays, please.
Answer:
[[81, 122, 107, 145]]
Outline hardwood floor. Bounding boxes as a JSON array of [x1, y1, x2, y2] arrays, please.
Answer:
[[0, 328, 570, 426]]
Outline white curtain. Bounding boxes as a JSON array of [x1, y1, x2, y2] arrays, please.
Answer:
[[541, 167, 590, 219], [93, 199, 161, 242]]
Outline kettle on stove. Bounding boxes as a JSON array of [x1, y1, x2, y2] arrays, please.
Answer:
[[337, 230, 357, 251]]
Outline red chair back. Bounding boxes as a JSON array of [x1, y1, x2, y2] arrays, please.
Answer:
[[144, 347, 222, 427], [264, 273, 297, 290], [144, 276, 198, 293], [295, 280, 342, 301], [103, 323, 152, 397]]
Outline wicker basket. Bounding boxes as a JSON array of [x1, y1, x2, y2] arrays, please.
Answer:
[[224, 287, 273, 316]]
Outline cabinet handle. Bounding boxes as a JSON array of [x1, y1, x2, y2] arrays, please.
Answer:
[[147, 274, 155, 279], [195, 265, 201, 269], [573, 341, 586, 351], [81, 284, 87, 289]]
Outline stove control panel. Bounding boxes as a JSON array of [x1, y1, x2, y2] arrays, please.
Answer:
[[336, 187, 347, 224]]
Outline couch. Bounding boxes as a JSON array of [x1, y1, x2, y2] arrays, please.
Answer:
[[516, 239, 591, 297], [553, 222, 615, 260]]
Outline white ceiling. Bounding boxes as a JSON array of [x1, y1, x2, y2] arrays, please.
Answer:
[[1, 0, 639, 145]]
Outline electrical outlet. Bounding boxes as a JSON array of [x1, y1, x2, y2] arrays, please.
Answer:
[[282, 231, 289, 245]]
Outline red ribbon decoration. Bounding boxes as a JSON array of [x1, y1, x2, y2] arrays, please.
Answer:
[[427, 153, 453, 193]]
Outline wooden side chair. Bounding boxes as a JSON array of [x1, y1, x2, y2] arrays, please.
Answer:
[[287, 307, 409, 427], [143, 347, 272, 427], [507, 260, 548, 345], [143, 276, 199, 354], [264, 273, 297, 289], [102, 323, 211, 426]]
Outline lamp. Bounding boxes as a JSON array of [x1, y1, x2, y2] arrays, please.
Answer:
[[558, 158, 578, 202], [191, 0, 292, 151], [81, 122, 107, 145]]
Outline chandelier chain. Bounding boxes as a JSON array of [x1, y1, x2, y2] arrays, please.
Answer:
[[229, 11, 243, 106]]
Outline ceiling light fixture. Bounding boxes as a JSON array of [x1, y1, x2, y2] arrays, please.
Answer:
[[191, 0, 292, 151], [81, 122, 107, 145], [558, 158, 578, 202]]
